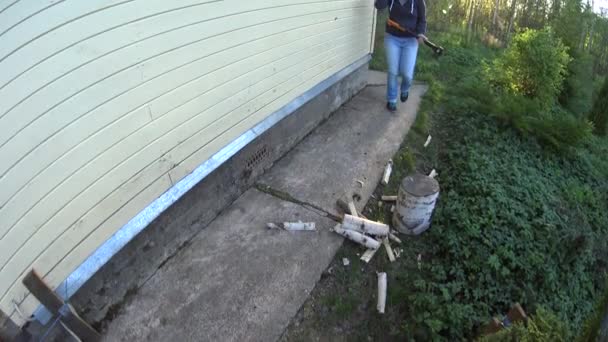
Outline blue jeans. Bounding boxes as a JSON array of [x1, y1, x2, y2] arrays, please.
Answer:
[[384, 34, 419, 104]]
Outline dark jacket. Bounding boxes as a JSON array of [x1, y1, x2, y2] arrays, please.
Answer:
[[375, 0, 427, 38]]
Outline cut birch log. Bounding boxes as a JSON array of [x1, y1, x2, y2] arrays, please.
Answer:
[[381, 195, 397, 202], [424, 135, 432, 148], [360, 247, 379, 263], [333, 225, 381, 249], [348, 200, 358, 217], [377, 272, 387, 314], [393, 174, 440, 235], [381, 160, 393, 185], [342, 214, 389, 237], [283, 221, 316, 231], [388, 232, 402, 244], [383, 238, 396, 262], [428, 169, 438, 178]]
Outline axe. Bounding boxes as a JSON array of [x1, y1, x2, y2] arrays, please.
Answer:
[[387, 18, 444, 56]]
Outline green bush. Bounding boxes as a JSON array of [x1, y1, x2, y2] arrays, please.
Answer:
[[489, 28, 571, 109], [479, 308, 570, 342], [589, 77, 608, 135], [481, 29, 593, 149]]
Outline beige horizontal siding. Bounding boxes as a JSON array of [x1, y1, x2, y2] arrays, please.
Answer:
[[0, 0, 374, 325]]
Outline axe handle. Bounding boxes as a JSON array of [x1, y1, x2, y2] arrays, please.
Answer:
[[387, 18, 443, 54]]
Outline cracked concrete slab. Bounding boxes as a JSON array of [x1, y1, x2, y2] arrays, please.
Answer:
[[259, 81, 427, 217], [103, 189, 341, 342]]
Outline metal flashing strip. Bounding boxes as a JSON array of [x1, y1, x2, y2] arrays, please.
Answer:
[[33, 54, 371, 323]]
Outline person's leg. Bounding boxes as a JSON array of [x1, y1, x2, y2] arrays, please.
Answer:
[[399, 37, 419, 100], [384, 34, 401, 106]]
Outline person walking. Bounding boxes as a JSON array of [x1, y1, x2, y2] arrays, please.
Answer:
[[374, 0, 427, 112]]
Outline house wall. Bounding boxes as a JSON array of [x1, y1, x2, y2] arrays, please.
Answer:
[[0, 0, 375, 326]]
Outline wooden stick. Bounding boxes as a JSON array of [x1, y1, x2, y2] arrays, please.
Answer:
[[22, 270, 101, 342], [383, 238, 396, 262], [389, 232, 402, 244], [283, 222, 316, 231], [424, 135, 432, 148], [360, 247, 379, 263], [333, 225, 381, 249], [381, 160, 393, 185], [381, 195, 397, 202], [337, 198, 368, 219], [348, 200, 358, 217], [377, 272, 387, 314], [342, 214, 389, 237]]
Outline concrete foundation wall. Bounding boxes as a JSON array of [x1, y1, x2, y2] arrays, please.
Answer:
[[62, 63, 370, 329]]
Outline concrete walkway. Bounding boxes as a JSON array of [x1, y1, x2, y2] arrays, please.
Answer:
[[103, 71, 427, 341]]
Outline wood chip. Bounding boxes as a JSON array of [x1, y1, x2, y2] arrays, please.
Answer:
[[424, 135, 432, 148], [348, 200, 358, 217], [377, 272, 387, 314], [361, 246, 380, 263], [383, 238, 396, 262], [381, 160, 393, 185], [389, 232, 402, 244], [283, 221, 316, 231]]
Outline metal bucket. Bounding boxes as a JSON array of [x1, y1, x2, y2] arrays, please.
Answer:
[[392, 173, 440, 235]]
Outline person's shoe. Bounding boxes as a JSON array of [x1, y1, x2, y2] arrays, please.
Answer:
[[386, 102, 397, 112], [400, 92, 409, 103]]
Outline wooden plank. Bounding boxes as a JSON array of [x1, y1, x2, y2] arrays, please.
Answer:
[[21, 270, 63, 315], [59, 304, 101, 341], [0, 161, 173, 301], [21, 270, 100, 341], [6, 174, 171, 326]]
